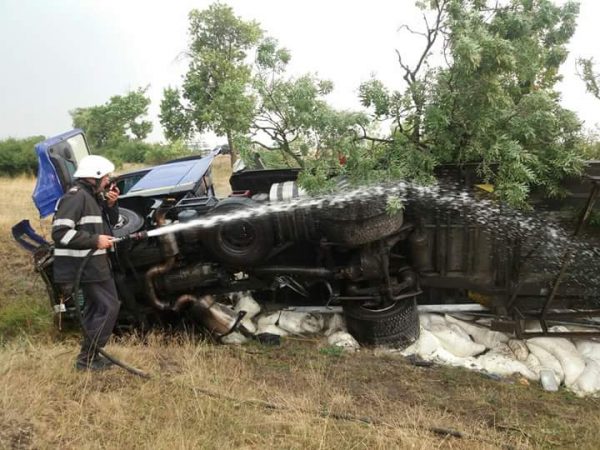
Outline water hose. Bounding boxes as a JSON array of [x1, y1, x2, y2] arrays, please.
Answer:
[[73, 249, 150, 378]]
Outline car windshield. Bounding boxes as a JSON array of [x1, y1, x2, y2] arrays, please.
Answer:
[[66, 134, 89, 166]]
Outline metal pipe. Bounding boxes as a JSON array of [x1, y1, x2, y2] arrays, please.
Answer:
[[184, 294, 245, 336], [145, 258, 176, 311], [516, 331, 600, 338], [417, 303, 489, 313], [173, 294, 196, 312], [144, 207, 179, 311], [336, 291, 421, 302], [252, 266, 334, 278], [282, 303, 492, 314]]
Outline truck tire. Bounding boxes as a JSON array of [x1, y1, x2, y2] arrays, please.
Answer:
[[112, 207, 144, 238], [319, 199, 403, 246], [343, 297, 420, 348], [205, 197, 274, 267]]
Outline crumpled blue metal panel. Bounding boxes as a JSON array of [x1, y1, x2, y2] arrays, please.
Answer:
[[32, 142, 65, 218], [32, 129, 87, 218]]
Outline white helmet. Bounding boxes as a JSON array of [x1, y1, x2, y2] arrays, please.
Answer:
[[73, 155, 115, 179]]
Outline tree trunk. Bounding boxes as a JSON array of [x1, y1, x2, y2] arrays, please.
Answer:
[[226, 130, 237, 168], [281, 138, 304, 168]]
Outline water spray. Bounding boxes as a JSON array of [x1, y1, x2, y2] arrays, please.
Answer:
[[112, 180, 600, 294]]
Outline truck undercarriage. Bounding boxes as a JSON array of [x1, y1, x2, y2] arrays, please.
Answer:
[[13, 130, 600, 346]]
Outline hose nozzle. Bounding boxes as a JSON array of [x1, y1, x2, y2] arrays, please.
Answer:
[[112, 231, 148, 245]]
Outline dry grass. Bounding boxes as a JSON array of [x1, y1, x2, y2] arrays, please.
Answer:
[[0, 176, 53, 338], [211, 154, 232, 197], [2, 333, 600, 449], [2, 175, 600, 449]]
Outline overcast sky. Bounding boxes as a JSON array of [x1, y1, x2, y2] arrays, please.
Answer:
[[1, 0, 599, 145]]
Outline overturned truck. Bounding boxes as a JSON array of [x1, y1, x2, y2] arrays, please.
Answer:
[[13, 130, 600, 347]]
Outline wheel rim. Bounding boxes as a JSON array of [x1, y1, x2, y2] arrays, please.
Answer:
[[357, 300, 398, 313], [220, 220, 257, 253], [114, 214, 130, 231]]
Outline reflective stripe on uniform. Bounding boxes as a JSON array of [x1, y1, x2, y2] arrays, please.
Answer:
[[60, 229, 78, 245], [54, 248, 107, 257], [53, 218, 75, 228], [78, 216, 103, 225]]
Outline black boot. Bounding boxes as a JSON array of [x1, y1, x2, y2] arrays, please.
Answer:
[[75, 354, 106, 371], [94, 352, 115, 368], [75, 350, 113, 371]]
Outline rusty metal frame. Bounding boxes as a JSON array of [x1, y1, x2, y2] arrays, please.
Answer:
[[505, 176, 600, 338]]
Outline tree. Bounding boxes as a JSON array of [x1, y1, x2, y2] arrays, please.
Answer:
[[0, 136, 44, 176], [160, 2, 262, 166], [251, 38, 369, 170], [359, 0, 584, 207], [159, 87, 192, 142], [577, 57, 600, 101], [70, 87, 152, 150]]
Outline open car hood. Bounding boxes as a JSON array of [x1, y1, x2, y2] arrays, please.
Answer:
[[120, 150, 220, 198]]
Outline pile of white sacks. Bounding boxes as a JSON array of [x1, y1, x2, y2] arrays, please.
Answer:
[[404, 313, 600, 397], [223, 293, 600, 397]]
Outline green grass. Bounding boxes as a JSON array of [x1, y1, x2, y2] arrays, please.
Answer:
[[319, 345, 345, 357], [0, 297, 52, 343]]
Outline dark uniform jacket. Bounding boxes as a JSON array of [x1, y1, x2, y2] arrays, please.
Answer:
[[51, 180, 119, 283]]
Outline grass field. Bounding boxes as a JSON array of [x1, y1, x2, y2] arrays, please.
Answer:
[[1, 162, 600, 449]]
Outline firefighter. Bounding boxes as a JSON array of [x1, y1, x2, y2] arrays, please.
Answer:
[[51, 155, 121, 371]]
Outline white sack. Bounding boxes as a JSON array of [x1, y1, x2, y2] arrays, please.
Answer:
[[257, 311, 306, 335], [240, 318, 256, 335], [524, 352, 542, 376], [575, 340, 600, 365], [400, 328, 480, 370], [477, 345, 538, 381], [508, 339, 529, 361], [401, 328, 442, 359], [419, 313, 447, 330], [258, 311, 323, 335], [448, 323, 472, 342], [522, 352, 563, 388], [325, 314, 347, 336], [572, 358, 600, 395], [526, 342, 565, 384], [220, 331, 249, 345], [327, 331, 359, 350], [429, 324, 486, 358], [527, 337, 585, 387], [301, 314, 325, 334], [445, 315, 509, 349], [256, 323, 289, 337], [431, 348, 482, 370], [447, 313, 478, 322], [233, 291, 262, 319]]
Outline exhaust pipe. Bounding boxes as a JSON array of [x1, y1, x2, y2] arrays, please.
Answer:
[[178, 294, 246, 337], [124, 208, 246, 338], [145, 208, 180, 311]]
